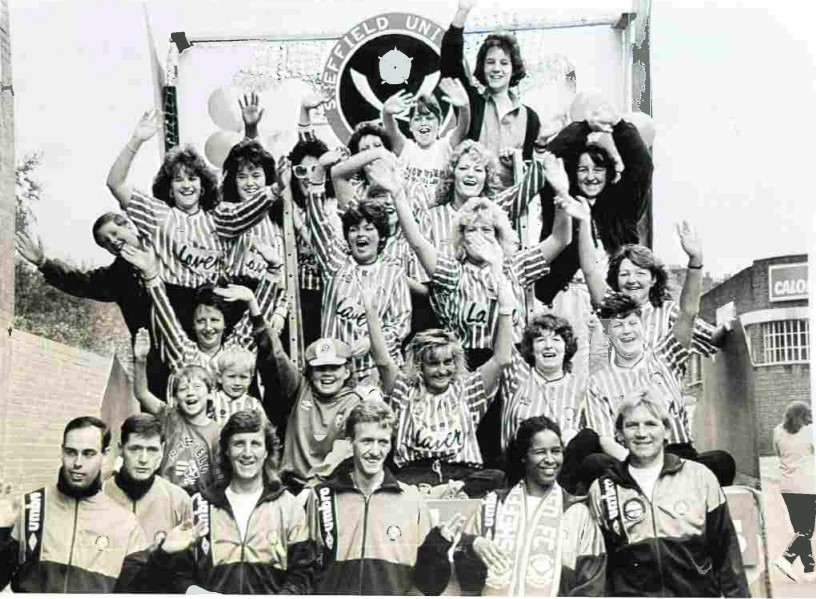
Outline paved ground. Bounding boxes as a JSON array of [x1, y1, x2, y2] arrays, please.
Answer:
[[760, 456, 816, 598]]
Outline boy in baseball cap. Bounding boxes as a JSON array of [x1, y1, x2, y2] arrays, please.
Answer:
[[255, 324, 367, 494]]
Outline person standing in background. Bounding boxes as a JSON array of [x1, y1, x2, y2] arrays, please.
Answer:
[[774, 400, 816, 583]]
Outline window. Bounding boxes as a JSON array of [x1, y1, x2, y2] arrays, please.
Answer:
[[755, 320, 810, 364]]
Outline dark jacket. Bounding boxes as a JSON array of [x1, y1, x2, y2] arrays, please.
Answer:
[[440, 24, 541, 160], [308, 462, 450, 595], [152, 479, 316, 594], [588, 454, 749, 597], [535, 119, 653, 304]]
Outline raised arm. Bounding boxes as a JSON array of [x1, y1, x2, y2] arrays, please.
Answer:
[[438, 78, 471, 148], [298, 90, 328, 142], [382, 90, 412, 157], [476, 247, 514, 395], [329, 146, 391, 182], [529, 153, 574, 265], [360, 281, 400, 395], [367, 157, 439, 277], [133, 328, 166, 415], [442, 0, 477, 82], [239, 92, 264, 140], [304, 151, 351, 276], [106, 110, 162, 209], [252, 314, 303, 430], [674, 221, 704, 349]]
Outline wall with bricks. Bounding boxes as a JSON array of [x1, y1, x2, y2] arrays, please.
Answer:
[[1, 330, 112, 494]]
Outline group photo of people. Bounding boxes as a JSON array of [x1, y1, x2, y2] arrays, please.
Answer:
[[1, 0, 813, 596]]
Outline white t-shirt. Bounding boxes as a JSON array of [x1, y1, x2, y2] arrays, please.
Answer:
[[226, 486, 263, 541], [628, 456, 664, 500], [400, 136, 453, 209], [775, 423, 816, 494], [525, 494, 544, 522]]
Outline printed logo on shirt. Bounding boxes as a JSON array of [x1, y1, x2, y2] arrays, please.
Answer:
[[622, 498, 646, 523], [317, 486, 338, 555], [176, 244, 222, 277], [95, 535, 110, 551], [599, 477, 625, 538], [192, 493, 212, 556], [386, 525, 403, 541], [320, 12, 453, 144], [674, 500, 688, 516], [24, 489, 45, 562]]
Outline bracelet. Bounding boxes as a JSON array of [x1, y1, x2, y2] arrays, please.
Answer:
[[688, 263, 704, 270], [498, 307, 514, 316]]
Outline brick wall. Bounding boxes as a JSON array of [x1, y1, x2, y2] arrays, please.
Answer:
[[1, 331, 112, 494], [0, 0, 16, 480]]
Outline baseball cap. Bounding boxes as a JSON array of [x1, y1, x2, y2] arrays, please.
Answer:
[[305, 338, 352, 367]]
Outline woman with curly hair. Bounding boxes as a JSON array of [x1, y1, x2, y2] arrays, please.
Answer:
[[773, 401, 816, 583], [153, 410, 316, 594], [360, 269, 514, 496], [107, 109, 274, 335], [499, 313, 588, 453], [303, 149, 411, 385], [441, 0, 541, 188]]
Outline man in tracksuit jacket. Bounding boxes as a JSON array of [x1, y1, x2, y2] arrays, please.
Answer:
[[151, 410, 316, 593], [307, 399, 454, 595], [0, 416, 151, 593], [588, 390, 749, 597], [103, 414, 192, 547]]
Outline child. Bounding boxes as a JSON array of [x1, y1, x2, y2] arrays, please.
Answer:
[[133, 329, 220, 494], [381, 77, 471, 209], [210, 346, 267, 426]]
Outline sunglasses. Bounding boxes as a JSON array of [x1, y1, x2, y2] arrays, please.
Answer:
[[292, 164, 317, 180]]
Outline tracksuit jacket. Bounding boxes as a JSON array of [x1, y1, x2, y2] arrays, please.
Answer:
[[152, 479, 316, 594], [588, 454, 749, 597], [0, 482, 150, 593], [307, 462, 451, 595]]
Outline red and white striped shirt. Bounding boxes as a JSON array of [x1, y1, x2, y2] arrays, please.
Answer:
[[432, 246, 550, 350], [126, 188, 271, 289], [500, 348, 588, 450], [388, 371, 494, 468], [639, 300, 717, 358], [208, 390, 267, 426], [225, 216, 288, 321], [306, 186, 411, 382], [581, 332, 691, 444]]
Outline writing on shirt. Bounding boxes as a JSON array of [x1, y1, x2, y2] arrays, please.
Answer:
[[463, 302, 520, 327], [167, 436, 211, 487], [177, 243, 222, 277], [335, 296, 367, 327], [405, 165, 444, 189], [412, 426, 463, 454]]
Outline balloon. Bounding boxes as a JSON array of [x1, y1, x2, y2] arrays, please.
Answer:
[[569, 89, 608, 123], [204, 130, 243, 169], [207, 86, 243, 132], [624, 111, 656, 147]]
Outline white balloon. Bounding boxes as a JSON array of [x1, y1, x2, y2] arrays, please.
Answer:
[[207, 86, 243, 133], [624, 111, 656, 147], [204, 130, 243, 169]]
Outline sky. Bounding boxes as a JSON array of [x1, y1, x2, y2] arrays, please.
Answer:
[[8, 0, 816, 279]]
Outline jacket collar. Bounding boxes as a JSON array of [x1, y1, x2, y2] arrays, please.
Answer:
[[606, 451, 685, 488], [202, 476, 286, 510], [323, 459, 403, 494]]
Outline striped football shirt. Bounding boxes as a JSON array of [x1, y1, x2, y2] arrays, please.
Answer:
[[499, 347, 588, 450], [432, 245, 550, 350], [388, 371, 494, 468], [581, 332, 692, 444], [306, 186, 411, 383], [126, 188, 272, 289], [208, 390, 267, 426]]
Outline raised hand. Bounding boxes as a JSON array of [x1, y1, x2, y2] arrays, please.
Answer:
[[161, 518, 207, 554], [438, 78, 469, 108], [458, 0, 478, 12], [132, 109, 162, 142], [498, 147, 516, 168], [540, 151, 570, 197], [556, 194, 592, 222], [382, 90, 414, 116], [213, 284, 255, 304], [427, 479, 467, 500], [472, 536, 511, 573], [134, 328, 151, 361], [302, 89, 329, 111], [0, 481, 20, 528], [586, 102, 621, 133], [120, 244, 159, 279], [438, 512, 467, 543], [252, 239, 283, 272], [276, 156, 292, 190], [15, 230, 45, 267], [677, 221, 703, 264], [238, 92, 264, 127], [366, 157, 403, 196]]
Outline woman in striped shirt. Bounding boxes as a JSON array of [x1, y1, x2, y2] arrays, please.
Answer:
[[379, 151, 574, 369], [106, 109, 274, 335], [499, 313, 588, 454], [304, 150, 411, 385], [361, 252, 514, 496]]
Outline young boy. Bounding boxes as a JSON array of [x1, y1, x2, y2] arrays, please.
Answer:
[[210, 346, 267, 425], [381, 77, 471, 210], [134, 328, 221, 494]]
